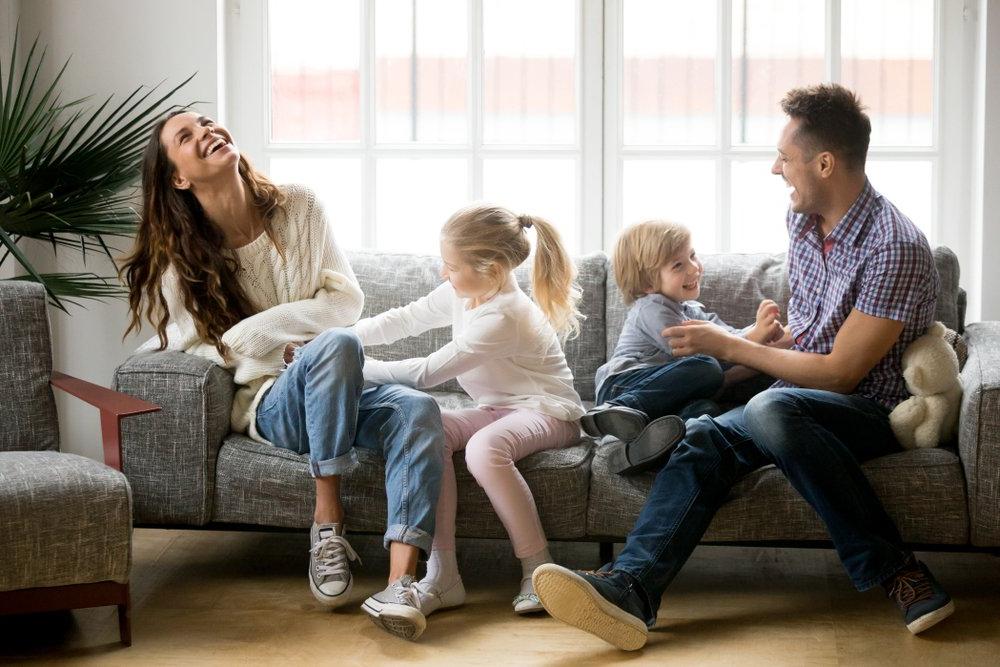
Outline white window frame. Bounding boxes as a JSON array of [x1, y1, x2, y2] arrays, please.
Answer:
[[225, 0, 604, 254], [225, 0, 973, 258]]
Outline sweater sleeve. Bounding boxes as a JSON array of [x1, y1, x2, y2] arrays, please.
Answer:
[[352, 281, 455, 346], [362, 309, 516, 389], [221, 193, 365, 359], [136, 268, 227, 367]]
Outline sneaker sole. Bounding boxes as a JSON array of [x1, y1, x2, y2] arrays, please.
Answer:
[[532, 564, 647, 651], [907, 599, 955, 634], [581, 408, 647, 442], [310, 573, 353, 609], [610, 415, 685, 475], [361, 599, 427, 641]]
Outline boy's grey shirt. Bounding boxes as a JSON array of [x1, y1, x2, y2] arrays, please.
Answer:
[[595, 293, 751, 397]]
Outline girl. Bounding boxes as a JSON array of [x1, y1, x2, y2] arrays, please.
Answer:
[[122, 110, 444, 641], [352, 204, 584, 616]]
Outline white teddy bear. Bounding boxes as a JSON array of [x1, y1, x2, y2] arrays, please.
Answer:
[[889, 321, 963, 449]]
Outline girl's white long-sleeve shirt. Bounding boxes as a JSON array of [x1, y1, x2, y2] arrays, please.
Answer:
[[352, 275, 584, 422], [137, 184, 365, 442]]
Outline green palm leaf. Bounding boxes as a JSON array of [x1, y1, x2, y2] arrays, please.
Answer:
[[0, 27, 194, 308]]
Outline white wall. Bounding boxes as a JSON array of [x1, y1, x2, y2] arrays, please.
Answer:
[[15, 0, 222, 461], [972, 0, 1000, 322]]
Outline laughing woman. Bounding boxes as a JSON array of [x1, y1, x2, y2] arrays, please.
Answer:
[[121, 109, 444, 640]]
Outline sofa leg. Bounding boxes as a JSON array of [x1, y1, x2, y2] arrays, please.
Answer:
[[117, 584, 132, 647], [599, 541, 614, 565]]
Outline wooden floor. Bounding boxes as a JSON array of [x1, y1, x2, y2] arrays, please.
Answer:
[[3, 528, 1000, 665]]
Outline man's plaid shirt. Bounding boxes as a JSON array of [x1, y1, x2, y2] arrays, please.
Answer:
[[771, 179, 939, 409]]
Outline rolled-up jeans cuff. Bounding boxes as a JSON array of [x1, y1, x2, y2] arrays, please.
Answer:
[[384, 524, 434, 557], [311, 449, 358, 478]]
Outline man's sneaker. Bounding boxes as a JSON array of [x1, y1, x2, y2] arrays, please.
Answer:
[[362, 575, 427, 640], [581, 404, 648, 442], [883, 560, 954, 634], [607, 415, 686, 475], [533, 564, 649, 651], [309, 522, 359, 608], [411, 577, 466, 616]]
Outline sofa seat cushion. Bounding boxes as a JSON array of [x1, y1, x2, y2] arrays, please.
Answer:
[[587, 445, 968, 545], [0, 451, 132, 591], [213, 392, 594, 539]]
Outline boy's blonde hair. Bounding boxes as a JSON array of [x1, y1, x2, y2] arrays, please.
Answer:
[[612, 220, 692, 305], [442, 203, 583, 340]]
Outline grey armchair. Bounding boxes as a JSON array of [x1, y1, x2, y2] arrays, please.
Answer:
[[0, 281, 158, 646]]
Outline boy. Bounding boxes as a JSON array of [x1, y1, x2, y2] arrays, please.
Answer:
[[584, 220, 782, 474]]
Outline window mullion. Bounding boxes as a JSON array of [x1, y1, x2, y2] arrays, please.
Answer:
[[602, 0, 622, 251], [826, 0, 841, 82], [471, 0, 484, 201], [718, 0, 732, 252], [362, 0, 376, 249]]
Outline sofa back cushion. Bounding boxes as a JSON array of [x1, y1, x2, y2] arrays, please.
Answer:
[[349, 251, 607, 401], [0, 281, 59, 451], [606, 246, 964, 357]]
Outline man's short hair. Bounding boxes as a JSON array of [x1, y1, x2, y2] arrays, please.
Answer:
[[781, 84, 871, 171], [612, 220, 691, 305]]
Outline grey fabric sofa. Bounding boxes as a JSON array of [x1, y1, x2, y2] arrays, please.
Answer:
[[113, 248, 1000, 553]]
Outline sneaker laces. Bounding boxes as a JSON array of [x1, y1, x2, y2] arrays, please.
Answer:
[[310, 534, 361, 577], [395, 580, 423, 611], [886, 567, 935, 609]]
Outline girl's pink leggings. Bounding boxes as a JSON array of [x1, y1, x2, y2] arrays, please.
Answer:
[[432, 406, 580, 558]]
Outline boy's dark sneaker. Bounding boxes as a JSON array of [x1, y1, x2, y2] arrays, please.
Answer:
[[883, 560, 954, 634], [532, 564, 649, 651], [607, 415, 686, 475], [581, 403, 649, 442]]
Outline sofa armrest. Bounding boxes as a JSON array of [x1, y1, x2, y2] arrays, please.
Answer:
[[50, 371, 160, 471], [958, 321, 1000, 546], [113, 351, 235, 526]]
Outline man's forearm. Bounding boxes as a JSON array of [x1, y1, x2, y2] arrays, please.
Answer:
[[725, 336, 852, 393]]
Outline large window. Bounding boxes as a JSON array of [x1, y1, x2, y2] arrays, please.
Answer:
[[228, 0, 957, 256]]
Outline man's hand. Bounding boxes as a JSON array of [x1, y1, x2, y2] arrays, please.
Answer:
[[746, 299, 784, 344], [662, 320, 737, 359]]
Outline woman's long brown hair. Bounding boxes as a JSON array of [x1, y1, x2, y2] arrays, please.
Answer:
[[121, 110, 285, 356]]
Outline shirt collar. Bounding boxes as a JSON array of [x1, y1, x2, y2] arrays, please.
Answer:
[[793, 179, 875, 247]]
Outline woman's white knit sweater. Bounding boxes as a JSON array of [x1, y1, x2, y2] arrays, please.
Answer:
[[138, 184, 364, 442], [352, 275, 584, 422]]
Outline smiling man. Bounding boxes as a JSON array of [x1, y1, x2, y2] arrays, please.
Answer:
[[533, 84, 953, 650]]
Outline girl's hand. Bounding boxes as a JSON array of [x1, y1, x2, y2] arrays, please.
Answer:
[[283, 341, 305, 365]]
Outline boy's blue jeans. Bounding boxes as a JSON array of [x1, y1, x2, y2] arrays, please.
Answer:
[[596, 355, 725, 420], [255, 328, 444, 556], [607, 387, 910, 625]]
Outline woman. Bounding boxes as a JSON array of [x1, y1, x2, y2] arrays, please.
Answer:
[[122, 110, 443, 641]]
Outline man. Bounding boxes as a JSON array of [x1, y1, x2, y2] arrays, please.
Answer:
[[533, 84, 953, 651]]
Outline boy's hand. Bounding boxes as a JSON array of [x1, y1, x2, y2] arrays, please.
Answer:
[[746, 299, 783, 344]]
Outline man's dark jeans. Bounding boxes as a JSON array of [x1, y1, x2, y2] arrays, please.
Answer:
[[612, 387, 910, 625], [597, 355, 725, 420]]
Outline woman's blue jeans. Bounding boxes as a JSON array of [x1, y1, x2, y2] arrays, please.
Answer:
[[255, 328, 444, 555], [610, 387, 910, 625]]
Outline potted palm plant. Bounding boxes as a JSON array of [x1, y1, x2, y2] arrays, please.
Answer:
[[0, 29, 191, 310]]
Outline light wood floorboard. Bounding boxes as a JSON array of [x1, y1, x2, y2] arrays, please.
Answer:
[[2, 528, 999, 665]]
